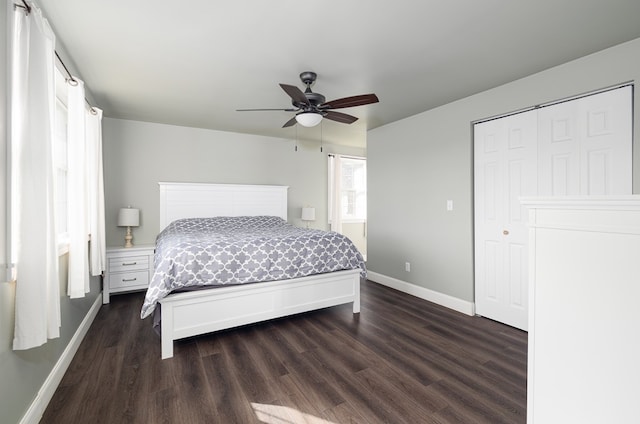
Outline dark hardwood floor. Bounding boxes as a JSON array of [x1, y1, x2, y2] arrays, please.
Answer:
[[41, 280, 527, 424]]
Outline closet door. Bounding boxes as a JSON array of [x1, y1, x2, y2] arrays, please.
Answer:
[[474, 110, 538, 331], [538, 86, 632, 195], [474, 85, 633, 331]]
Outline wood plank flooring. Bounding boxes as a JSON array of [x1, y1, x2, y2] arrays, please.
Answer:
[[41, 280, 527, 423]]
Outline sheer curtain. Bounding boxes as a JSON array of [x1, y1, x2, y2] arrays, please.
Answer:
[[328, 155, 343, 234], [11, 4, 61, 349], [67, 79, 106, 295], [86, 107, 106, 277], [67, 77, 90, 298]]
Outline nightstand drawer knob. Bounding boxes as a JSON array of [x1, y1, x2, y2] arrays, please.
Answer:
[[122, 262, 137, 266], [122, 277, 137, 282]]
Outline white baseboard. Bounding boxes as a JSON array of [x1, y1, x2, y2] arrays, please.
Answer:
[[20, 294, 102, 424], [366, 271, 475, 316]]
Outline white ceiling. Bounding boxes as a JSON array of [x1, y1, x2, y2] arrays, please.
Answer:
[[38, 0, 640, 148]]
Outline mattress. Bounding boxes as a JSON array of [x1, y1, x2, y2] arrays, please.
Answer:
[[141, 216, 366, 318]]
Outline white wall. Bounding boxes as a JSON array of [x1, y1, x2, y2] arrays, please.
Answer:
[[367, 37, 640, 304], [102, 118, 365, 247]]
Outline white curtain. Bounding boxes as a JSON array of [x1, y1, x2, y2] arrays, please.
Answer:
[[328, 154, 343, 234], [67, 78, 90, 298], [86, 107, 106, 276], [11, 4, 61, 349], [67, 81, 106, 293]]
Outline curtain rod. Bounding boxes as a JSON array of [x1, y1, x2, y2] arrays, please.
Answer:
[[15, 0, 97, 115]]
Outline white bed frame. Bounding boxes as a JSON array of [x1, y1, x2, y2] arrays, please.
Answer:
[[156, 182, 361, 359]]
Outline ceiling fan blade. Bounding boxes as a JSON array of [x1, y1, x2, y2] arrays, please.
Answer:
[[321, 93, 379, 109], [280, 84, 310, 106], [236, 108, 298, 112], [282, 116, 298, 128], [324, 111, 358, 124]]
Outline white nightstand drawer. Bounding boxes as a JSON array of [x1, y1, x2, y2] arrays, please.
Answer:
[[104, 245, 155, 304], [108, 255, 149, 273], [108, 270, 149, 290]]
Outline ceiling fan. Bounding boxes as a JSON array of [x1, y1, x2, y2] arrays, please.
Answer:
[[237, 71, 379, 128]]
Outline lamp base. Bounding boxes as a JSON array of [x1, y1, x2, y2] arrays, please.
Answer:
[[124, 226, 134, 248]]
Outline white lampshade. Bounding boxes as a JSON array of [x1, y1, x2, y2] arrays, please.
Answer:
[[295, 112, 323, 127], [301, 207, 316, 221], [117, 207, 140, 227]]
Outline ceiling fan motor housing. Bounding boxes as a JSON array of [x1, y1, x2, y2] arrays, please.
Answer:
[[299, 71, 317, 85], [295, 71, 326, 110], [302, 92, 326, 108]]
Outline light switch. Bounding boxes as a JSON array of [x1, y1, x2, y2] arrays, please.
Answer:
[[447, 200, 454, 211]]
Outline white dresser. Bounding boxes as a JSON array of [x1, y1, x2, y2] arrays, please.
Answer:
[[522, 196, 640, 424], [103, 245, 155, 304]]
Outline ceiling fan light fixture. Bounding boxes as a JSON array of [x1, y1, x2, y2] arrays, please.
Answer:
[[295, 112, 323, 127]]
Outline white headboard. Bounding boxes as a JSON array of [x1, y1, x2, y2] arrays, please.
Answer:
[[158, 182, 289, 231]]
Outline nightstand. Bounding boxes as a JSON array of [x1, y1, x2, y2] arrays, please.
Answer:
[[103, 245, 155, 304]]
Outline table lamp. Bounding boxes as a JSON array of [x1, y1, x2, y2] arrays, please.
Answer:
[[117, 206, 140, 248], [301, 207, 316, 228]]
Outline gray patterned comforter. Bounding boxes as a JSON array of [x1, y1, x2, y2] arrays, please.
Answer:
[[141, 216, 366, 318]]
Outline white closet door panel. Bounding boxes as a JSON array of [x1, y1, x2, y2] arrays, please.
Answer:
[[507, 242, 526, 309], [474, 110, 537, 330], [586, 150, 610, 195], [538, 86, 632, 196], [475, 120, 504, 313], [551, 154, 571, 195], [475, 120, 505, 318], [538, 102, 580, 195], [484, 240, 499, 299], [579, 87, 633, 194], [483, 161, 500, 222]]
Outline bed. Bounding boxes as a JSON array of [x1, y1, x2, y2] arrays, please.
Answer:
[[146, 182, 366, 359]]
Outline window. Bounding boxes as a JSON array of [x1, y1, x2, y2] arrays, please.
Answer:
[[328, 155, 367, 223], [53, 68, 70, 252]]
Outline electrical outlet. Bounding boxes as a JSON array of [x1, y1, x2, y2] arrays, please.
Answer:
[[405, 262, 411, 272]]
